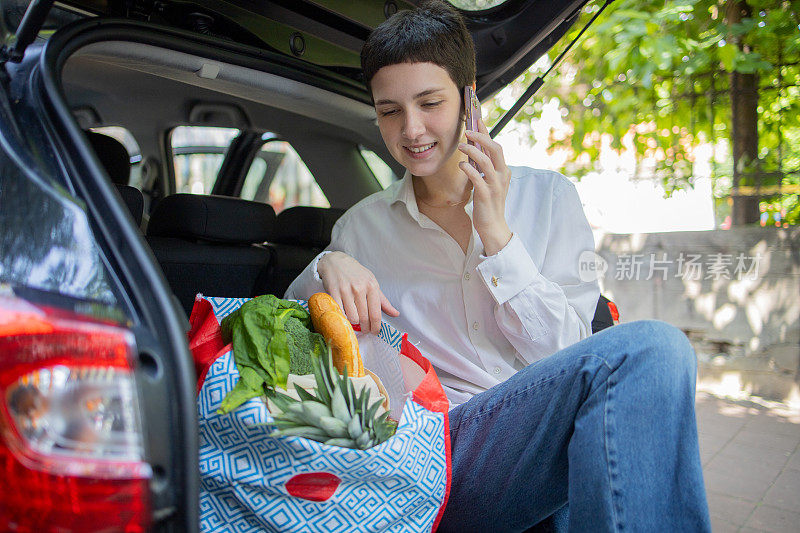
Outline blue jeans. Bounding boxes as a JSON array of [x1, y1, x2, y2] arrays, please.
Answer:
[[438, 320, 711, 532]]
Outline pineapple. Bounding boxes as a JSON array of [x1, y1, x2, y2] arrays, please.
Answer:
[[267, 345, 397, 449]]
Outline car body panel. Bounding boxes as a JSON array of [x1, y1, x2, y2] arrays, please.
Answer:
[[0, 29, 201, 530], [48, 0, 590, 100]]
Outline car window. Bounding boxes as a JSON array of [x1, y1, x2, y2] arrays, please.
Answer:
[[360, 147, 398, 189], [171, 126, 240, 194], [241, 140, 329, 213], [448, 0, 508, 10], [0, 140, 116, 305], [90, 126, 142, 188]]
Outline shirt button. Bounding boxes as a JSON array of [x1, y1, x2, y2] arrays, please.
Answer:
[[464, 273, 471, 281], [493, 367, 501, 374], [472, 322, 479, 331]]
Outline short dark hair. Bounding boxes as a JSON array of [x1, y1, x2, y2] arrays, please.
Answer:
[[360, 0, 476, 98]]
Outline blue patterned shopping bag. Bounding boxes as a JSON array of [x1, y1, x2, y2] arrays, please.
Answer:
[[191, 296, 452, 533]]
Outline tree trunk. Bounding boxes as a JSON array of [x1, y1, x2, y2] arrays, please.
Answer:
[[728, 0, 760, 225]]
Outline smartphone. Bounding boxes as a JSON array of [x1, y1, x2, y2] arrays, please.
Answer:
[[464, 85, 484, 172]]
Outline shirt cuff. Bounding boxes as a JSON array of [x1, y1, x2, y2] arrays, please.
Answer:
[[312, 250, 334, 283], [476, 233, 539, 305]]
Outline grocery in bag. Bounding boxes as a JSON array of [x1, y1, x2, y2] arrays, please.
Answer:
[[190, 295, 452, 533]]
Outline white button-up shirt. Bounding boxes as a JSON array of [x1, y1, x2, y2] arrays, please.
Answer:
[[286, 167, 600, 406]]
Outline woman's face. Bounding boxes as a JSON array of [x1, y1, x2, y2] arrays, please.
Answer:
[[370, 62, 465, 178]]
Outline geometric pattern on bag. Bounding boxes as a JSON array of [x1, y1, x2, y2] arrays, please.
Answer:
[[205, 295, 249, 322], [198, 334, 448, 532]]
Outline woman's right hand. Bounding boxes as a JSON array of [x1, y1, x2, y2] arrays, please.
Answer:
[[317, 251, 399, 334]]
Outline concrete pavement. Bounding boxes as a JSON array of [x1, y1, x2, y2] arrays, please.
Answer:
[[696, 391, 800, 532]]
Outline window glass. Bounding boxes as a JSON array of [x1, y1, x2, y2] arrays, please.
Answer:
[[360, 148, 398, 189], [448, 0, 508, 10], [171, 126, 240, 194], [0, 142, 116, 305], [90, 126, 142, 187], [2, 4, 83, 36], [241, 140, 329, 213]]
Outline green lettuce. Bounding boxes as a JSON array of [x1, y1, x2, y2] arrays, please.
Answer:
[[217, 295, 326, 414]]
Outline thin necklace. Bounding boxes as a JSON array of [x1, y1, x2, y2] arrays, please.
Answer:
[[415, 183, 472, 208], [416, 195, 470, 208]]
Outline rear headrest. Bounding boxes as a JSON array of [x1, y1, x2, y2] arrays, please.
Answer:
[[115, 184, 144, 227], [86, 131, 131, 185], [271, 206, 346, 247], [147, 194, 276, 243]]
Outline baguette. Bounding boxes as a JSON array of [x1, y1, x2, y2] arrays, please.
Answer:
[[308, 293, 365, 377], [308, 291, 339, 319]]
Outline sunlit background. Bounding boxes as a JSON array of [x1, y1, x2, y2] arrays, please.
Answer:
[[477, 0, 798, 233]]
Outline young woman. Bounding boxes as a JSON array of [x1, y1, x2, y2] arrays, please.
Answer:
[[287, 2, 711, 531]]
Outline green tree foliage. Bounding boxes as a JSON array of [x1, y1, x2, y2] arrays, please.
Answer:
[[482, 0, 799, 225]]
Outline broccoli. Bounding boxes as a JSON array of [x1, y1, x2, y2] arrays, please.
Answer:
[[284, 316, 326, 375]]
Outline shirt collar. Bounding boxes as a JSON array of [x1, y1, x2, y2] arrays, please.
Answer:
[[391, 170, 424, 224], [390, 169, 476, 225]]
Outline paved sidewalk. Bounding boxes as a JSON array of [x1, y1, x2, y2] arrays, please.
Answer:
[[696, 391, 800, 532]]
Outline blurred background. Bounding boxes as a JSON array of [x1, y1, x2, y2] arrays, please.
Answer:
[[463, 0, 799, 530], [467, 0, 799, 409]]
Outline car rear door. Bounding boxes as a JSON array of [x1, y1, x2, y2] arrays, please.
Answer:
[[0, 20, 198, 533], [48, 0, 591, 102]]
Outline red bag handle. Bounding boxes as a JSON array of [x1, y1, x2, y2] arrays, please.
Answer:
[[188, 297, 229, 392], [400, 334, 450, 414]]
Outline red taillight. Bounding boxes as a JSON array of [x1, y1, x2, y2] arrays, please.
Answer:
[[0, 296, 151, 532]]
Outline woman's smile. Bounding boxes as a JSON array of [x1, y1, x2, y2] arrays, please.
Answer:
[[405, 142, 438, 158]]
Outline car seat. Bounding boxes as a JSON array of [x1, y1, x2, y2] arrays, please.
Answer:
[[146, 194, 277, 315], [85, 130, 143, 226], [264, 205, 346, 297]]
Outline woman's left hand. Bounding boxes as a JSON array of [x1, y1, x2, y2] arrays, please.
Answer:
[[458, 117, 513, 256]]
